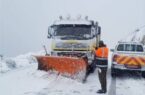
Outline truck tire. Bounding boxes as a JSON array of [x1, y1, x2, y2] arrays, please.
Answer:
[[111, 67, 117, 77], [111, 66, 120, 77], [142, 71, 145, 78]]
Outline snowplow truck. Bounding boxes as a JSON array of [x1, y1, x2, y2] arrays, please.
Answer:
[[35, 17, 101, 81]]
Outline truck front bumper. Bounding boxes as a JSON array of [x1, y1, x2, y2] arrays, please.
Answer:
[[51, 51, 94, 64], [112, 62, 145, 71]]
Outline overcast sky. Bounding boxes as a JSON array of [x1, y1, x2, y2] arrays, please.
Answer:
[[0, 0, 145, 57]]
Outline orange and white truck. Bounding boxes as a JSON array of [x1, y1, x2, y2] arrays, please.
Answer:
[[111, 42, 145, 78]]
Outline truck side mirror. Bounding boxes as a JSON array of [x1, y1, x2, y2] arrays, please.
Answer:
[[47, 27, 52, 38], [47, 33, 52, 38], [98, 26, 101, 35], [110, 49, 115, 52], [95, 26, 101, 36]]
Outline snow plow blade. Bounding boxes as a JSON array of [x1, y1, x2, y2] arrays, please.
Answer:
[[35, 56, 88, 81]]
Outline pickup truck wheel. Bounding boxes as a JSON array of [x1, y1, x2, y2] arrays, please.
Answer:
[[142, 71, 145, 78], [111, 67, 118, 77]]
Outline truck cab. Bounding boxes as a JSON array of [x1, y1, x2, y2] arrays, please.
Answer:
[[111, 41, 145, 77], [47, 17, 101, 63]]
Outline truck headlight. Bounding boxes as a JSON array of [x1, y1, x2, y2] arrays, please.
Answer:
[[51, 51, 57, 56]]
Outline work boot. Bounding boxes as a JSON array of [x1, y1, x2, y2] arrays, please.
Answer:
[[96, 89, 107, 94]]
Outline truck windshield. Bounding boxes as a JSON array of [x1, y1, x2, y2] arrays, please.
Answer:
[[53, 25, 92, 40], [117, 44, 144, 52]]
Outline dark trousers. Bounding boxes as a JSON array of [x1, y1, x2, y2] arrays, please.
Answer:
[[98, 68, 107, 91]]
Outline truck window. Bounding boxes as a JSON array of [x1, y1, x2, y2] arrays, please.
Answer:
[[53, 25, 92, 40], [125, 44, 136, 51], [117, 44, 144, 52], [136, 45, 143, 52], [117, 44, 124, 51]]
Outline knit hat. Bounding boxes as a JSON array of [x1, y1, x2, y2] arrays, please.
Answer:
[[99, 40, 105, 47]]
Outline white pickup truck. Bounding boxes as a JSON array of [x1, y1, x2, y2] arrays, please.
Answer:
[[111, 42, 145, 78]]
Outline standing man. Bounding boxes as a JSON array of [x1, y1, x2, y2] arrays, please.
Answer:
[[95, 41, 109, 94]]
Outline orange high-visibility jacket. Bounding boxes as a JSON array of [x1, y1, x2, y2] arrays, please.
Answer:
[[95, 47, 109, 58]]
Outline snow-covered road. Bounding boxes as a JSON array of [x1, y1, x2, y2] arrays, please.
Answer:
[[0, 63, 111, 95], [115, 73, 145, 95], [0, 62, 145, 95], [0, 64, 49, 95]]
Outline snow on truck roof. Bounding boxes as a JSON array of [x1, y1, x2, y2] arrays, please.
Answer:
[[53, 20, 92, 25], [118, 41, 143, 45]]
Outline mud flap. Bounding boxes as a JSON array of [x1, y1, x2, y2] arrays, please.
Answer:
[[35, 56, 88, 81]]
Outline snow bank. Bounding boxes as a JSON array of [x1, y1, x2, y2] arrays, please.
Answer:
[[0, 50, 45, 74], [0, 61, 10, 73], [0, 58, 17, 73]]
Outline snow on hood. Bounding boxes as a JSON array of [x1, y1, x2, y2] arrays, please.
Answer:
[[122, 27, 145, 44]]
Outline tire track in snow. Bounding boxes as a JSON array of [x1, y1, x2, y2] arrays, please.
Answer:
[[109, 71, 145, 95], [108, 68, 116, 95]]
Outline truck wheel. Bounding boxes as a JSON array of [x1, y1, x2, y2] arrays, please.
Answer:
[[111, 66, 121, 77], [111, 67, 118, 77], [142, 71, 145, 78]]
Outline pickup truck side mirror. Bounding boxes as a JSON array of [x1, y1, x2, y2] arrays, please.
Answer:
[[110, 49, 115, 52]]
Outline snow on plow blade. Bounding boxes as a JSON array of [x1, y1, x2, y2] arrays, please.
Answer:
[[35, 56, 87, 81]]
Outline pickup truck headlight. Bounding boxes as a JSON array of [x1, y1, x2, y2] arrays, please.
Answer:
[[112, 54, 119, 62]]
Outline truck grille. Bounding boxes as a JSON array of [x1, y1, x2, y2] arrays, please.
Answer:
[[57, 52, 86, 57], [56, 43, 88, 49]]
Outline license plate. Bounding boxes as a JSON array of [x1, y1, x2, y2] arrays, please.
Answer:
[[125, 65, 141, 69]]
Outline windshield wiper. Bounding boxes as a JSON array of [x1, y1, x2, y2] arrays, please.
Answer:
[[57, 35, 91, 40], [60, 36, 75, 40]]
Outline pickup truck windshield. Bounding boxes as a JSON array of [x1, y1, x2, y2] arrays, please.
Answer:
[[117, 44, 144, 52], [53, 25, 92, 40]]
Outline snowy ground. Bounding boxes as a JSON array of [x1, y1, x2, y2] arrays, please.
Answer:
[[110, 72, 145, 95], [0, 52, 145, 95]]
